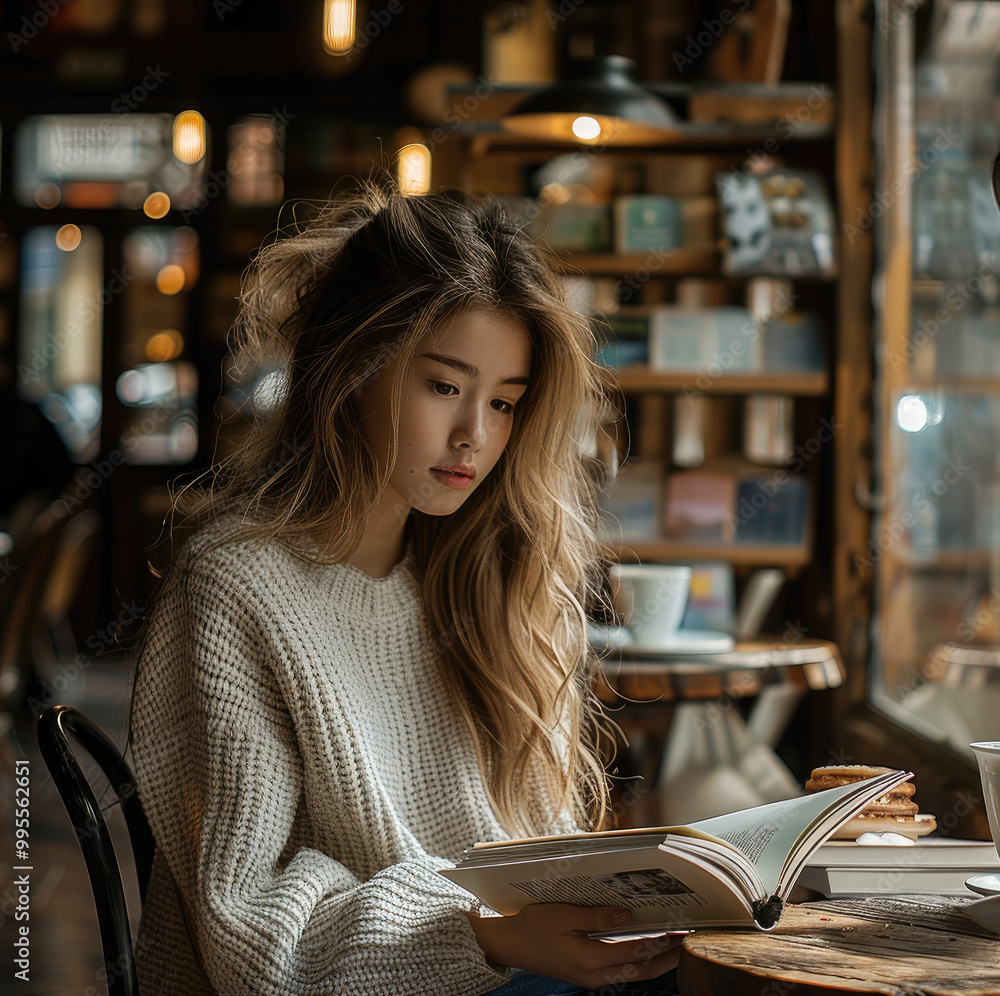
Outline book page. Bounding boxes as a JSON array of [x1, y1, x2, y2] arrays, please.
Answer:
[[681, 771, 911, 896], [442, 840, 758, 931]]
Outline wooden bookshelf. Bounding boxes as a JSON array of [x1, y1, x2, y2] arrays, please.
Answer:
[[612, 541, 811, 571], [613, 367, 829, 396]]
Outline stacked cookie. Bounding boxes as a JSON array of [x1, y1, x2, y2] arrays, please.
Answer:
[[805, 764, 937, 840]]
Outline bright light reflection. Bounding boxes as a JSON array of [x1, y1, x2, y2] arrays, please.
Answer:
[[896, 395, 929, 433], [571, 116, 602, 141]]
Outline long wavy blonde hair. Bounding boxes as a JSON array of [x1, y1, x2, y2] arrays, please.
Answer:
[[163, 183, 619, 837]]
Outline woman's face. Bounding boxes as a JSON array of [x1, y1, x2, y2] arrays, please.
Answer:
[[356, 309, 532, 518]]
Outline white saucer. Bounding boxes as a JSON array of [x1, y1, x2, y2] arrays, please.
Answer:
[[587, 624, 736, 655], [628, 630, 736, 655], [966, 872, 1000, 896]]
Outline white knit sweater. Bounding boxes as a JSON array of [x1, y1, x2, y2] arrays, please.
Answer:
[[128, 518, 513, 995]]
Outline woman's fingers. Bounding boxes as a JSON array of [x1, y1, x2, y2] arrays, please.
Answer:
[[467, 904, 687, 988]]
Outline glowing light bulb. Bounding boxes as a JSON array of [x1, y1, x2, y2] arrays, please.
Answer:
[[571, 116, 602, 141], [173, 111, 207, 164], [397, 143, 431, 196], [323, 0, 356, 55]]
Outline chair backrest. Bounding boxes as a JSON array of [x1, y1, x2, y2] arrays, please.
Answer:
[[36, 705, 155, 996]]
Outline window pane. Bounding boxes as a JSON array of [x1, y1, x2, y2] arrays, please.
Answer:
[[118, 226, 199, 464], [14, 114, 207, 210], [18, 225, 104, 462]]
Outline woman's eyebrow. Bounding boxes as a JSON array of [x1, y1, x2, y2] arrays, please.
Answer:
[[417, 351, 530, 386]]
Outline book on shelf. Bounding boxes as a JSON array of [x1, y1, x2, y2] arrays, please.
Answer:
[[797, 837, 999, 898], [441, 769, 911, 936]]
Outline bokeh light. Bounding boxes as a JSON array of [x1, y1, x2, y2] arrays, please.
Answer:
[[145, 329, 185, 362], [35, 183, 61, 209], [173, 110, 207, 164], [143, 191, 171, 218], [55, 224, 83, 251], [155, 263, 186, 295]]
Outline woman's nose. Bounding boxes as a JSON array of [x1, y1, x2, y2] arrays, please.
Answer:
[[450, 408, 486, 451]]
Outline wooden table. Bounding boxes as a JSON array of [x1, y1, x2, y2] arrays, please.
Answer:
[[679, 895, 1000, 995], [596, 639, 845, 827], [596, 638, 845, 705]]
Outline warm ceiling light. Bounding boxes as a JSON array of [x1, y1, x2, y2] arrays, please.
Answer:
[[55, 224, 82, 251], [173, 111, 207, 164], [144, 191, 171, 218], [323, 0, 356, 55], [503, 55, 678, 146], [397, 143, 431, 196], [156, 264, 186, 295]]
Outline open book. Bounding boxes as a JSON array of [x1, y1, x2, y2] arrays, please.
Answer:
[[441, 769, 912, 934]]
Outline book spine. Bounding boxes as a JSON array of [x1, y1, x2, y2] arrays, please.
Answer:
[[752, 894, 784, 930]]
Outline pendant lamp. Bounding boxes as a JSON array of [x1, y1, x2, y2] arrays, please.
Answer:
[[502, 55, 678, 146]]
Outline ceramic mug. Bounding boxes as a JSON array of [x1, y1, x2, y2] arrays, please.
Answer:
[[971, 741, 1000, 862], [609, 564, 692, 648]]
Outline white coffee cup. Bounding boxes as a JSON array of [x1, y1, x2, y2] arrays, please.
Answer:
[[609, 564, 692, 648], [970, 742, 1000, 862]]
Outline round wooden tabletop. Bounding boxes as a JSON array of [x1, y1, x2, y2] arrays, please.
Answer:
[[678, 896, 1000, 996], [595, 637, 845, 704]]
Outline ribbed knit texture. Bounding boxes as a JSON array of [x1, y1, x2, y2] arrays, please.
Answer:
[[129, 517, 512, 995]]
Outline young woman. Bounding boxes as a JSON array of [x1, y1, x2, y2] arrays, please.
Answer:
[[127, 185, 683, 995]]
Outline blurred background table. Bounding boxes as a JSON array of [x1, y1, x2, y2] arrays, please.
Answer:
[[595, 638, 845, 828]]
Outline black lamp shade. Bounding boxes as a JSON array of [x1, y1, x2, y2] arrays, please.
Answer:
[[503, 55, 678, 146]]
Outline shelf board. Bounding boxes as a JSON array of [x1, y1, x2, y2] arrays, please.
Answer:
[[556, 247, 721, 275], [553, 250, 838, 281], [611, 366, 828, 396], [613, 541, 811, 569], [906, 376, 1000, 392], [895, 548, 997, 569]]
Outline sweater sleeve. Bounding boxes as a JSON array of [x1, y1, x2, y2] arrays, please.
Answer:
[[130, 557, 508, 996]]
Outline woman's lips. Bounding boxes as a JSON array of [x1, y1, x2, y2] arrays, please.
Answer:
[[431, 466, 475, 490]]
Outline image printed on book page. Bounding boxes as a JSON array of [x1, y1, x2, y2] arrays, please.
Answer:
[[512, 868, 709, 909]]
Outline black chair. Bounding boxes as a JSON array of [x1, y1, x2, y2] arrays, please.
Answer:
[[36, 705, 155, 996]]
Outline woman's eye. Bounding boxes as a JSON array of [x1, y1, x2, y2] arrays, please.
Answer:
[[492, 399, 515, 415], [430, 381, 458, 397]]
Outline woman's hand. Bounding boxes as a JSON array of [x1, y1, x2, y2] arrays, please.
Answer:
[[465, 904, 684, 989]]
